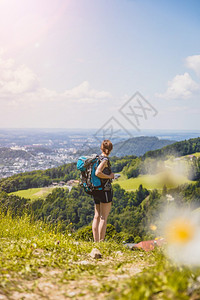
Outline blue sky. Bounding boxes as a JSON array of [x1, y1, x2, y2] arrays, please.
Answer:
[[0, 0, 200, 130]]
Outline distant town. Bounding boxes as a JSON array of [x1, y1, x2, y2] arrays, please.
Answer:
[[0, 146, 78, 178], [0, 128, 199, 179], [0, 129, 110, 178]]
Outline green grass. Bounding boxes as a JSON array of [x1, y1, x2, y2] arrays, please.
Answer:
[[9, 187, 54, 200], [185, 152, 200, 157], [164, 152, 200, 167], [115, 171, 195, 191], [114, 152, 200, 191], [1, 211, 200, 299], [9, 186, 69, 200]]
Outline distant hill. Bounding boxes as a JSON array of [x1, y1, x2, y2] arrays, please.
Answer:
[[78, 136, 176, 157], [143, 136, 200, 159], [111, 136, 176, 157]]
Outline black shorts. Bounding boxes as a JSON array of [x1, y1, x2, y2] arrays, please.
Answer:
[[92, 189, 113, 204]]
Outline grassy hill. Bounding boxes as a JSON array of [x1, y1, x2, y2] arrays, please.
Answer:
[[143, 136, 200, 159], [9, 185, 72, 200], [10, 187, 57, 200], [115, 171, 195, 191], [116, 151, 199, 191], [185, 152, 200, 157], [1, 211, 200, 299]]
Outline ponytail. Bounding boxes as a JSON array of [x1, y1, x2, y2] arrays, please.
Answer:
[[104, 149, 109, 155], [100, 140, 113, 155]]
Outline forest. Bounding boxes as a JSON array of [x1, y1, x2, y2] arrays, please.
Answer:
[[0, 180, 200, 243], [0, 137, 200, 242]]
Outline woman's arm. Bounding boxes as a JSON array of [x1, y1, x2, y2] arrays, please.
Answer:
[[95, 160, 114, 179]]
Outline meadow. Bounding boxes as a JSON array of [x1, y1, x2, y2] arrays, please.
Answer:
[[115, 171, 194, 191], [116, 153, 198, 191], [10, 186, 69, 201], [1, 211, 200, 299], [186, 152, 200, 157], [1, 151, 200, 298], [9, 171, 194, 199]]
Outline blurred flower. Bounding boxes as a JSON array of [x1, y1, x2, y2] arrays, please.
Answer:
[[165, 217, 195, 245], [160, 208, 200, 266], [150, 224, 157, 231], [166, 194, 174, 202]]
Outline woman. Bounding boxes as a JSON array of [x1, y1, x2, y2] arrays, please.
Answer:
[[92, 139, 115, 242]]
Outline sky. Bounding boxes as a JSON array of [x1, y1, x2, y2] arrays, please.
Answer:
[[0, 0, 200, 131]]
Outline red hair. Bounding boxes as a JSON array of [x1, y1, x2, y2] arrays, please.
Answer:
[[100, 140, 113, 155]]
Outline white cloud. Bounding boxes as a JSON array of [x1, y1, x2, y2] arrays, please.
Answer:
[[165, 106, 188, 112], [185, 55, 200, 76], [63, 81, 111, 104], [0, 56, 39, 98], [0, 47, 6, 56], [156, 72, 199, 100], [0, 53, 113, 127], [0, 53, 112, 105]]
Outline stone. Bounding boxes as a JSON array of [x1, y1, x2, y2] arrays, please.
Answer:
[[89, 248, 102, 259], [0, 295, 8, 300], [123, 243, 137, 250], [78, 260, 90, 265], [115, 251, 123, 256], [73, 241, 80, 246]]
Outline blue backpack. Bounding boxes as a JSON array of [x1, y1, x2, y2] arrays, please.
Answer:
[[77, 154, 103, 195]]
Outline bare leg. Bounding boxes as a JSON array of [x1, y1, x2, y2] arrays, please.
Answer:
[[99, 202, 112, 241], [92, 204, 100, 242]]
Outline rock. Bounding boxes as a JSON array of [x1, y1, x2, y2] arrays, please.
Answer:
[[0, 294, 8, 300], [89, 248, 102, 259], [33, 248, 44, 256], [11, 292, 37, 300], [67, 292, 77, 297], [30, 243, 37, 249], [123, 243, 137, 250], [78, 260, 90, 265], [187, 277, 200, 296], [115, 251, 123, 256], [73, 241, 80, 246]]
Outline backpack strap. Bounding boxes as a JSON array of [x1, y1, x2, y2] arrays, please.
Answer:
[[98, 154, 112, 191], [99, 154, 109, 164]]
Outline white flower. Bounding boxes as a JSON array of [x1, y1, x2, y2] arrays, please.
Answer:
[[166, 194, 174, 202], [159, 208, 200, 266]]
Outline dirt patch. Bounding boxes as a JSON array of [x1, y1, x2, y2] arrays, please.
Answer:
[[6, 258, 146, 300], [34, 188, 51, 197]]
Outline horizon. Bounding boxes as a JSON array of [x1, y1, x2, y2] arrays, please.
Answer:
[[0, 128, 199, 132]]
